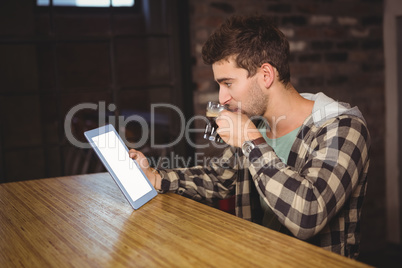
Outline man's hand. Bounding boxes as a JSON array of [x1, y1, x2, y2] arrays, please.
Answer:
[[216, 110, 263, 147], [129, 149, 161, 190]]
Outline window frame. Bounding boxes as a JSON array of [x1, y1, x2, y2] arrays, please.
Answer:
[[34, 0, 142, 14]]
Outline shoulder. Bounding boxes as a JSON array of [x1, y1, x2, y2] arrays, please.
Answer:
[[310, 115, 371, 158], [319, 115, 370, 141], [304, 114, 369, 137], [297, 114, 370, 150]]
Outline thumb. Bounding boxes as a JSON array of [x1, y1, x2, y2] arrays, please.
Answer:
[[129, 149, 150, 169]]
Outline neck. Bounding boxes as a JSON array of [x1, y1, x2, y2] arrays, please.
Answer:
[[264, 84, 313, 139]]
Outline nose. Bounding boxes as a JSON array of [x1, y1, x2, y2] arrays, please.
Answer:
[[219, 87, 231, 105]]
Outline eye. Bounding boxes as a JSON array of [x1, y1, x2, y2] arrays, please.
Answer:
[[225, 82, 232, 87]]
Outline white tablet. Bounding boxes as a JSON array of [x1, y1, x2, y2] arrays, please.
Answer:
[[84, 124, 157, 209]]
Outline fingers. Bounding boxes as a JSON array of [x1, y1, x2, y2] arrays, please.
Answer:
[[219, 110, 231, 117], [128, 149, 150, 169], [216, 110, 232, 127], [129, 149, 141, 159], [215, 110, 260, 147], [129, 149, 147, 162]]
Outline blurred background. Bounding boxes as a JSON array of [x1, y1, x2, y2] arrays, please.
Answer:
[[0, 0, 400, 266]]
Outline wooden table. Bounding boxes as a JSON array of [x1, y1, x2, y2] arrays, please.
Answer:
[[0, 173, 370, 267]]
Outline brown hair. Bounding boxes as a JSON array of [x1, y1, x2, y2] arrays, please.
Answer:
[[202, 15, 290, 84]]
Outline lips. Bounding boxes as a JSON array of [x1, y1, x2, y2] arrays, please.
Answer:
[[225, 106, 243, 114], [224, 102, 246, 114]]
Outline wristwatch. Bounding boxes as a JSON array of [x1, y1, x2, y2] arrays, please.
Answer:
[[241, 137, 266, 157]]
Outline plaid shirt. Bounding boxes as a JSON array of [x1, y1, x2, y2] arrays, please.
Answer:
[[159, 110, 370, 259]]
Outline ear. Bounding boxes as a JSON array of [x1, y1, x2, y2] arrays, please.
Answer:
[[260, 63, 276, 89]]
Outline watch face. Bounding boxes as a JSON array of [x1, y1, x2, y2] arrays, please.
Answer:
[[242, 141, 255, 156], [245, 145, 252, 154]]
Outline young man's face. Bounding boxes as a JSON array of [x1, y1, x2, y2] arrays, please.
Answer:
[[212, 57, 267, 117]]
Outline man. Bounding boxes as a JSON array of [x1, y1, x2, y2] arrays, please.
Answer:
[[129, 15, 370, 259]]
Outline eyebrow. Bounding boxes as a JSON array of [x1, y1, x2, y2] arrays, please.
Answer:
[[216, 77, 234, 83]]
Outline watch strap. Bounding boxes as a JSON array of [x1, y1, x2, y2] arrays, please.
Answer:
[[242, 137, 266, 157], [251, 137, 266, 146]]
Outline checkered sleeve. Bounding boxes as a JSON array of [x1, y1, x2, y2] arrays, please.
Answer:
[[157, 146, 239, 204], [248, 115, 370, 240]]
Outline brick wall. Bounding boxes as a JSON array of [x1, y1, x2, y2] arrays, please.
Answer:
[[188, 0, 385, 254]]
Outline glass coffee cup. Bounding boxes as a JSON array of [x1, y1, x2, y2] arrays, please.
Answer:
[[203, 101, 227, 143]]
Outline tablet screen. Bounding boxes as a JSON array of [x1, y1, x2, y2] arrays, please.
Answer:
[[91, 130, 152, 201]]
